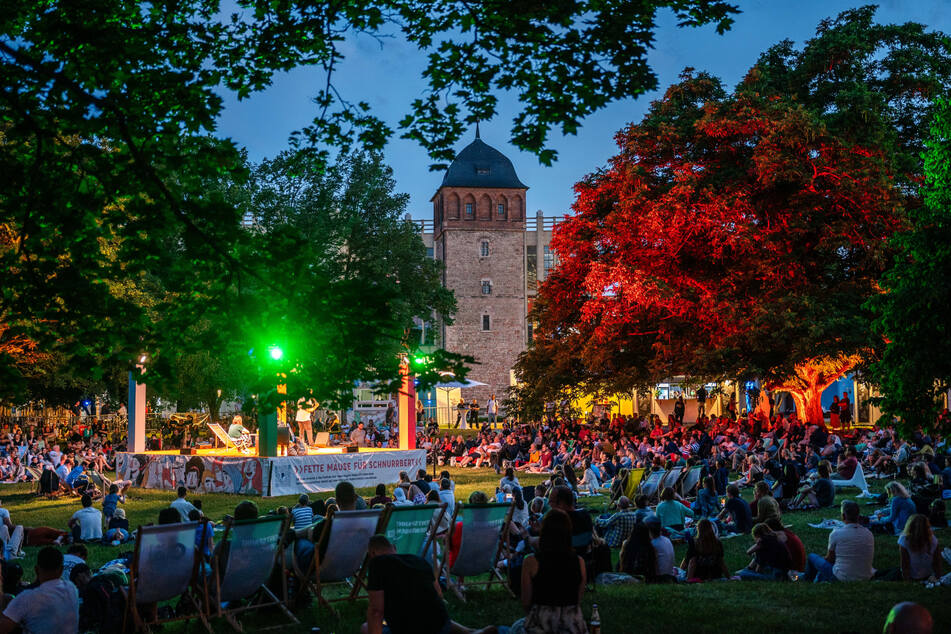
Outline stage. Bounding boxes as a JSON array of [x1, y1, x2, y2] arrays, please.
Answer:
[[115, 447, 427, 497]]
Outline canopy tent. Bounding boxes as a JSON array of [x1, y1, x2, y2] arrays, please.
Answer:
[[434, 376, 487, 428]]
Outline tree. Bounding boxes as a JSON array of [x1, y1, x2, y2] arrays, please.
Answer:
[[0, 1, 737, 400], [870, 98, 951, 434], [516, 71, 904, 424]]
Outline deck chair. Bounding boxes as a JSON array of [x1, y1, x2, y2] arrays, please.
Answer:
[[440, 502, 514, 601], [214, 515, 297, 631], [660, 466, 684, 495], [208, 423, 252, 454], [679, 466, 704, 498], [125, 520, 211, 633], [351, 503, 447, 599], [830, 463, 873, 497], [624, 468, 646, 500], [291, 508, 383, 611], [638, 469, 666, 501]]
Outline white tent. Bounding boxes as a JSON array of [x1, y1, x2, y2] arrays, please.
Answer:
[[434, 376, 487, 428]]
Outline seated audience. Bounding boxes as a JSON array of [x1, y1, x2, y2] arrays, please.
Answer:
[[0, 547, 79, 633], [67, 494, 103, 543], [898, 514, 941, 581], [804, 500, 874, 582]]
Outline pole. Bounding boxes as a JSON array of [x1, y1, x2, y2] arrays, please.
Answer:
[[127, 365, 146, 453], [398, 361, 417, 450], [258, 381, 285, 458]]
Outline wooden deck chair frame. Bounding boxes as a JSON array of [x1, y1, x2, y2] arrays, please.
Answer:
[[350, 502, 447, 601], [290, 507, 384, 613], [125, 520, 212, 633], [213, 515, 297, 632], [439, 502, 514, 602], [207, 422, 252, 454]]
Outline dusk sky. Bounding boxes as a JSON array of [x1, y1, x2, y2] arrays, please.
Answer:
[[216, 1, 950, 220]]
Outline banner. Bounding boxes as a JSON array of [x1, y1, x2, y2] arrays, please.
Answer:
[[268, 449, 427, 496], [116, 453, 269, 496]]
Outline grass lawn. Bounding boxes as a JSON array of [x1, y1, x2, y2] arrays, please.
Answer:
[[1, 469, 947, 633]]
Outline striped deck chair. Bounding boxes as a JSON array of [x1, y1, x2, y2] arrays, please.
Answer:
[[638, 469, 666, 501], [291, 508, 383, 612], [125, 520, 211, 633], [679, 465, 704, 498], [213, 515, 297, 631], [440, 502, 514, 602]]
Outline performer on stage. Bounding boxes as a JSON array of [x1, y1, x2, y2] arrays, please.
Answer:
[[228, 415, 253, 448]]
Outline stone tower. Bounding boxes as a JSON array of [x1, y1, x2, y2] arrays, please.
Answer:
[[432, 128, 527, 411]]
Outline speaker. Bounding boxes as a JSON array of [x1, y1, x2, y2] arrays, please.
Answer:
[[179, 448, 197, 455], [315, 432, 330, 446]]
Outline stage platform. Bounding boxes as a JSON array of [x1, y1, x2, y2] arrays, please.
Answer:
[[116, 447, 426, 497]]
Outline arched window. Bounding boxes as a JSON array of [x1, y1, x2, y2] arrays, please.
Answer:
[[497, 202, 505, 217], [465, 202, 474, 217], [480, 240, 489, 257]]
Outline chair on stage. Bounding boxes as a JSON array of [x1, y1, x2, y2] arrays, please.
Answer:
[[125, 520, 211, 633], [291, 508, 384, 611], [679, 465, 704, 498], [213, 515, 297, 631], [830, 463, 873, 498], [207, 423, 252, 454], [638, 469, 666, 502], [440, 502, 514, 602]]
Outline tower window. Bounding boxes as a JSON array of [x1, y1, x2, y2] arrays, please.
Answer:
[[480, 240, 489, 257], [497, 203, 505, 217], [482, 314, 491, 331], [465, 203, 474, 217], [481, 280, 492, 295]]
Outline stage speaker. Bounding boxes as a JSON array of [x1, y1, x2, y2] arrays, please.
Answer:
[[345, 444, 359, 453], [315, 432, 330, 446], [180, 448, 198, 455]]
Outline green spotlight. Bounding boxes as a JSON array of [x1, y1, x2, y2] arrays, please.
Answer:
[[268, 345, 284, 361]]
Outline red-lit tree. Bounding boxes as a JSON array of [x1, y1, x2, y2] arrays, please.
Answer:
[[515, 72, 905, 424]]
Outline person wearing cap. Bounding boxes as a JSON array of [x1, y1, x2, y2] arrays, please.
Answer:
[[105, 508, 130, 544]]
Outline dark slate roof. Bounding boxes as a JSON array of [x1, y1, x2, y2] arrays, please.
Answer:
[[440, 129, 527, 190]]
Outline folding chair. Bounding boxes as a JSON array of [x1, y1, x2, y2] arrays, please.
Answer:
[[351, 503, 447, 599], [207, 423, 252, 454], [660, 466, 684, 494], [624, 467, 646, 500], [638, 469, 666, 502], [125, 520, 211, 633], [213, 515, 298, 631], [679, 466, 704, 498], [440, 502, 514, 601], [830, 463, 873, 497], [291, 508, 383, 612]]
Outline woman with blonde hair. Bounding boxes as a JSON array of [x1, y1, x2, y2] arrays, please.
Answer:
[[871, 481, 916, 535], [899, 514, 941, 581]]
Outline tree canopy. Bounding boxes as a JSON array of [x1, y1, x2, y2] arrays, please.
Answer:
[[0, 0, 738, 405], [515, 7, 951, 425]]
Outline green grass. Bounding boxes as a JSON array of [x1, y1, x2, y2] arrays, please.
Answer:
[[2, 470, 947, 633]]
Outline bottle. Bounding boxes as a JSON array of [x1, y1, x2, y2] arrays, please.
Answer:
[[590, 604, 601, 634]]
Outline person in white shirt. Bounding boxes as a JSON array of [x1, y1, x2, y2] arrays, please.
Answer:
[[646, 515, 676, 579], [437, 478, 455, 515], [804, 500, 874, 582], [67, 494, 103, 543], [0, 547, 79, 634], [47, 445, 62, 467], [486, 395, 499, 425], [170, 486, 198, 521]]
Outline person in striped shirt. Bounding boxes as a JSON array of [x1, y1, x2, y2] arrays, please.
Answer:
[[291, 494, 314, 528]]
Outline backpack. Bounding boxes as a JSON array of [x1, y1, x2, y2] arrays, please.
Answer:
[[79, 574, 126, 633]]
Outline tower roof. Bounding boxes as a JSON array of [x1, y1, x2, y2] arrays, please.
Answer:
[[440, 130, 528, 190]]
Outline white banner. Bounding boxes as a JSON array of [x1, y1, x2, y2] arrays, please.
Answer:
[[268, 449, 427, 496]]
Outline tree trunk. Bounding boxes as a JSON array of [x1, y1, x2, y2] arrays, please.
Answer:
[[769, 355, 862, 427], [788, 386, 825, 426]]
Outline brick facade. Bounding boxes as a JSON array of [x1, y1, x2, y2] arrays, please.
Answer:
[[432, 186, 527, 410]]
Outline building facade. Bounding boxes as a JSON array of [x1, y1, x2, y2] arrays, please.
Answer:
[[416, 130, 560, 410]]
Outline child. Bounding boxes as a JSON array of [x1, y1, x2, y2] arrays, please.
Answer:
[[101, 484, 123, 528]]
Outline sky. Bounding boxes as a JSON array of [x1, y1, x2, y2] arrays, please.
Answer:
[[215, 1, 951, 220]]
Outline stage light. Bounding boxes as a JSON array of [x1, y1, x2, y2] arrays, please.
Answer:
[[268, 345, 284, 361]]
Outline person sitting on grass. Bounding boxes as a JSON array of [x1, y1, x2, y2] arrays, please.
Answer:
[[510, 509, 586, 634], [0, 546, 79, 633], [765, 518, 806, 573], [750, 481, 781, 526], [717, 484, 752, 534], [170, 486, 197, 522], [645, 515, 676, 583], [362, 534, 496, 634], [67, 494, 102, 543], [682, 518, 728, 581], [693, 477, 721, 517], [790, 461, 834, 510], [594, 496, 637, 548], [291, 494, 314, 528], [618, 522, 655, 579], [803, 500, 874, 583], [899, 514, 942, 581], [870, 481, 916, 535], [369, 483, 391, 507], [105, 508, 131, 544], [736, 523, 791, 581], [655, 487, 694, 535], [61, 544, 88, 581]]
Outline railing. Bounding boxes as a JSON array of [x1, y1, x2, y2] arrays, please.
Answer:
[[413, 216, 563, 234]]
